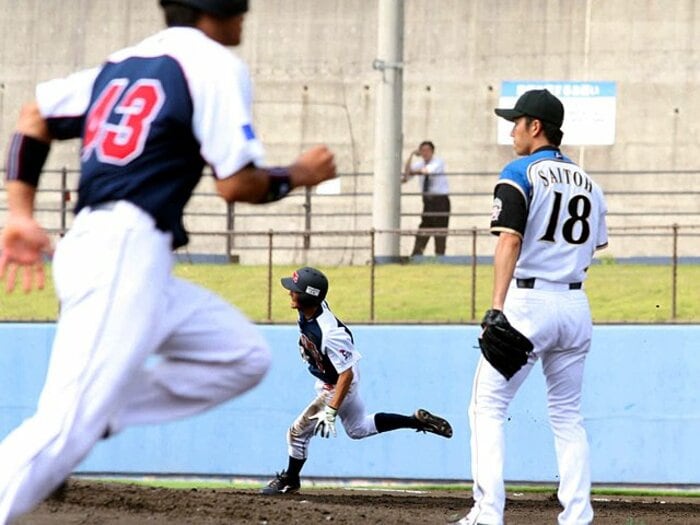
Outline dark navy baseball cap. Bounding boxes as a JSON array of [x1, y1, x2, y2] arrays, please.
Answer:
[[159, 0, 248, 17], [281, 267, 328, 303], [495, 89, 564, 128]]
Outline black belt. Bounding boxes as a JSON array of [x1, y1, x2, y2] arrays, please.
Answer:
[[516, 278, 581, 290]]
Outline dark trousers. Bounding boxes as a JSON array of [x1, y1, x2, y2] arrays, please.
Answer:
[[412, 194, 451, 256]]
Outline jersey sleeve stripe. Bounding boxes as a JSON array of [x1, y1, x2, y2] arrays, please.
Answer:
[[490, 225, 524, 239]]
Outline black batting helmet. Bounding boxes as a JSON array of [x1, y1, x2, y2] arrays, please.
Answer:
[[281, 267, 329, 308], [159, 0, 248, 17]]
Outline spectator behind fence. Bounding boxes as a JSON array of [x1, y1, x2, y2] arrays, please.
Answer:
[[402, 141, 451, 256]]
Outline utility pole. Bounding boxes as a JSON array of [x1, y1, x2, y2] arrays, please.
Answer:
[[372, 0, 404, 262]]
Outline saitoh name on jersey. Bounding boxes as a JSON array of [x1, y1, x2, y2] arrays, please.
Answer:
[[534, 162, 593, 193]]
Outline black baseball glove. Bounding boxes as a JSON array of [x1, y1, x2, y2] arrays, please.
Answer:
[[478, 309, 533, 380]]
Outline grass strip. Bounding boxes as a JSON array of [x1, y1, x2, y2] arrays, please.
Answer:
[[74, 476, 700, 498]]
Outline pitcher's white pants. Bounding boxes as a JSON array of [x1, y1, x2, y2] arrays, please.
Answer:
[[287, 367, 378, 459], [466, 282, 594, 525], [0, 202, 271, 524]]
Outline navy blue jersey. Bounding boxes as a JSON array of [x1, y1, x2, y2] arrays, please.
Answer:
[[73, 56, 203, 248], [35, 27, 265, 248], [297, 301, 360, 385]]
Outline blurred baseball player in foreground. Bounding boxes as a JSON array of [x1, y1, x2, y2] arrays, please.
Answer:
[[261, 267, 452, 495], [0, 1, 335, 522], [451, 90, 607, 525]]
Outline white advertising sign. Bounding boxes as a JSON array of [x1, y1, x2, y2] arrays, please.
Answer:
[[497, 81, 616, 146]]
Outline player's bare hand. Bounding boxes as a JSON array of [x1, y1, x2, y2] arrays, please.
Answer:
[[290, 146, 336, 187], [0, 215, 52, 293]]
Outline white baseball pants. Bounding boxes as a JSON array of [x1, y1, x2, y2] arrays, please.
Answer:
[[0, 201, 271, 524], [466, 280, 594, 525], [287, 366, 378, 459]]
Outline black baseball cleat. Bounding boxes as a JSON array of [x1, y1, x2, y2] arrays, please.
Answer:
[[260, 470, 300, 495], [414, 409, 453, 438]]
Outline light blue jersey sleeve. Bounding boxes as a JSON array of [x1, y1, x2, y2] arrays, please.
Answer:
[[498, 157, 532, 198]]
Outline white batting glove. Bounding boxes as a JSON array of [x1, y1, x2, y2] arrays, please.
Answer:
[[311, 405, 337, 438]]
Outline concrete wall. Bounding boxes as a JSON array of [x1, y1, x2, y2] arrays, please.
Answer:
[[2, 323, 700, 484], [2, 0, 699, 172], [1, 1, 699, 260]]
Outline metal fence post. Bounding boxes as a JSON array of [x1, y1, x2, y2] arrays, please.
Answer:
[[60, 167, 69, 234], [267, 229, 273, 321], [672, 224, 678, 320], [303, 187, 311, 250], [471, 227, 477, 321], [370, 228, 376, 322], [226, 202, 235, 261]]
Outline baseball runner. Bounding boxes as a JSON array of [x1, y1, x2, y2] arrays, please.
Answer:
[[452, 90, 608, 525], [0, 1, 335, 522], [261, 267, 453, 495]]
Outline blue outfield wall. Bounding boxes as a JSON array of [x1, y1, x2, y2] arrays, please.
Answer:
[[1, 323, 699, 485]]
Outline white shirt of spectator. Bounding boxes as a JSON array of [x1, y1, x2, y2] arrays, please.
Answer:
[[410, 157, 449, 195]]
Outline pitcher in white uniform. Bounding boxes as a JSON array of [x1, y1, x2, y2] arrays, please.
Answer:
[[452, 89, 608, 525]]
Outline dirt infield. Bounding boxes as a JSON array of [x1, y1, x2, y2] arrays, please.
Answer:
[[14, 479, 700, 524]]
